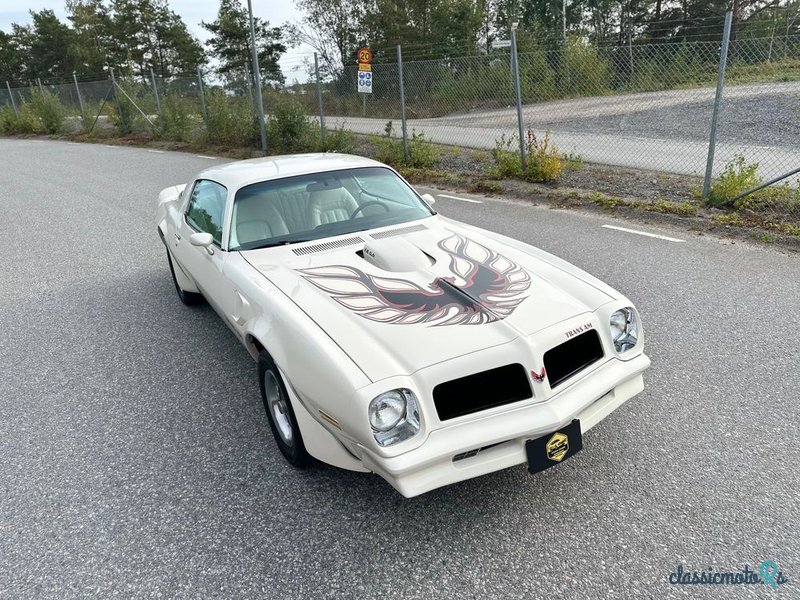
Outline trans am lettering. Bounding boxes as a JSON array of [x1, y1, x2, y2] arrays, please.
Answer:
[[566, 322, 594, 339], [299, 234, 531, 326]]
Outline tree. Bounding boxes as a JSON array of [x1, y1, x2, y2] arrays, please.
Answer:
[[28, 9, 80, 80], [111, 0, 204, 78], [0, 29, 27, 82], [289, 0, 370, 76], [67, 0, 119, 75], [201, 0, 286, 89]]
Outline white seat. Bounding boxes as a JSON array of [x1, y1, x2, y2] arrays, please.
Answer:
[[307, 186, 359, 227], [233, 196, 289, 246]]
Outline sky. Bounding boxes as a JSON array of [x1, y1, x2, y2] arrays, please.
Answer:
[[0, 0, 313, 82]]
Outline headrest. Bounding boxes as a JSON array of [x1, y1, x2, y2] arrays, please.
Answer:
[[306, 179, 343, 192]]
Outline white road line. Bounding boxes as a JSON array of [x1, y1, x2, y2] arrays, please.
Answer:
[[602, 224, 685, 243], [196, 155, 217, 160], [438, 193, 483, 204], [104, 145, 119, 149], [147, 149, 164, 154]]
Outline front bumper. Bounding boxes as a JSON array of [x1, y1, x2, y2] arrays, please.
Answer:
[[357, 352, 650, 497]]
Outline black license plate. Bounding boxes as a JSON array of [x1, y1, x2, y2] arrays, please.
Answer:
[[526, 419, 583, 474]]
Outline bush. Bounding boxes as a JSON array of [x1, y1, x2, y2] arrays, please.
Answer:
[[492, 129, 564, 182], [492, 133, 523, 178], [524, 130, 564, 182], [707, 155, 761, 206], [204, 90, 257, 147], [267, 100, 315, 153], [29, 88, 65, 134], [408, 131, 439, 168], [370, 121, 440, 168], [0, 91, 65, 135], [0, 103, 39, 134], [157, 95, 194, 142], [520, 50, 558, 101], [110, 90, 138, 135], [559, 39, 611, 97], [316, 124, 356, 153]]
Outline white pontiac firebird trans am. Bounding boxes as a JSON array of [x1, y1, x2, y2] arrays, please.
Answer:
[[156, 153, 650, 497]]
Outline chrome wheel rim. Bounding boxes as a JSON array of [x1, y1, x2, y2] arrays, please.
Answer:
[[264, 370, 293, 446]]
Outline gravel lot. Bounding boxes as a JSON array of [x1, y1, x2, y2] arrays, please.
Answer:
[[439, 82, 800, 148], [1, 139, 799, 599], [332, 81, 800, 178]]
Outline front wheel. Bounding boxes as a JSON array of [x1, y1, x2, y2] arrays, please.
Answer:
[[258, 351, 310, 468]]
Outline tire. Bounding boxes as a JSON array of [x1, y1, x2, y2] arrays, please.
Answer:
[[258, 351, 310, 468], [166, 248, 202, 306]]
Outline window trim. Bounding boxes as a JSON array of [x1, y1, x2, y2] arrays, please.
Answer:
[[184, 178, 229, 249]]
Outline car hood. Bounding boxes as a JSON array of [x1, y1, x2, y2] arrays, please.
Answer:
[[243, 218, 618, 382]]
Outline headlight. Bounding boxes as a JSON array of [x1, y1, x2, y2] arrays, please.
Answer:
[[610, 307, 639, 353], [368, 389, 420, 447]]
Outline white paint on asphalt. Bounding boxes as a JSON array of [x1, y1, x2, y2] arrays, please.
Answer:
[[196, 155, 217, 160], [602, 224, 685, 243], [438, 193, 483, 204], [147, 149, 164, 154]]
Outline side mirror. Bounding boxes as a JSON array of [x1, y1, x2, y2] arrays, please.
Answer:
[[421, 193, 436, 205], [189, 232, 214, 253]]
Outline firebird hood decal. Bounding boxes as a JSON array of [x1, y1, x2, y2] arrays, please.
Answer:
[[299, 234, 531, 326]]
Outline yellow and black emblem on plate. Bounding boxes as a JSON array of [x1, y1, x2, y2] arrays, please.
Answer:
[[525, 420, 583, 474], [546, 432, 569, 462]]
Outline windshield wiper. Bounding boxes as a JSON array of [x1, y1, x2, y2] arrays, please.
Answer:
[[240, 239, 312, 250]]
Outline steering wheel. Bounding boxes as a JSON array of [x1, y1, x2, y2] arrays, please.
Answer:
[[350, 201, 390, 219]]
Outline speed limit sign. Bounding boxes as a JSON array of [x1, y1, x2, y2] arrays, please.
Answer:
[[357, 47, 373, 64]]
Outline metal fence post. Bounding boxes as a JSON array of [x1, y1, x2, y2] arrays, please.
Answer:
[[510, 27, 526, 169], [314, 53, 326, 142], [702, 11, 733, 200], [109, 67, 122, 116], [245, 63, 255, 112], [150, 67, 161, 116], [73, 71, 85, 123], [628, 32, 635, 83], [6, 81, 18, 115], [247, 0, 268, 152], [397, 45, 409, 163], [36, 78, 44, 93], [196, 66, 208, 124]]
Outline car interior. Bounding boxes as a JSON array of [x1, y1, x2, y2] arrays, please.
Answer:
[[228, 168, 430, 249]]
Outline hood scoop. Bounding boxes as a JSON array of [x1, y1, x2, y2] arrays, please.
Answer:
[[361, 237, 433, 272]]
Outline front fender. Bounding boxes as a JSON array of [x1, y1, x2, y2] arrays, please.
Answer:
[[231, 257, 373, 466]]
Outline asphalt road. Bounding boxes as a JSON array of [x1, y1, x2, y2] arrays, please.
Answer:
[[1, 139, 798, 599], [330, 81, 800, 179]]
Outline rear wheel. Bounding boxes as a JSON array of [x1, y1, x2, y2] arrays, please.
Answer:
[[258, 351, 310, 468], [166, 248, 202, 306]]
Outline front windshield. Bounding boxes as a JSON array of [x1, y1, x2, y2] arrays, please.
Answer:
[[230, 166, 435, 250]]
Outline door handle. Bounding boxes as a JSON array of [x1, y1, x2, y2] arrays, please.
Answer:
[[174, 232, 181, 240]]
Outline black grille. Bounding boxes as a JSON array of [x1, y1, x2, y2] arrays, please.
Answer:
[[543, 330, 604, 389], [433, 363, 532, 421]]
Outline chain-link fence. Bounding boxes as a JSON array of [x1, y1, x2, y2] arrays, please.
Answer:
[[1, 14, 798, 193], [319, 33, 799, 184]]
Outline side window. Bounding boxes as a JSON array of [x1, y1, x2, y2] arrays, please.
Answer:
[[186, 180, 227, 245]]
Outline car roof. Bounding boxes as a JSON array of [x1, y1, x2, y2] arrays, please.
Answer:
[[196, 153, 387, 191]]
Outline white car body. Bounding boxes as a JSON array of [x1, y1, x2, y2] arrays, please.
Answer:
[[157, 153, 650, 497]]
